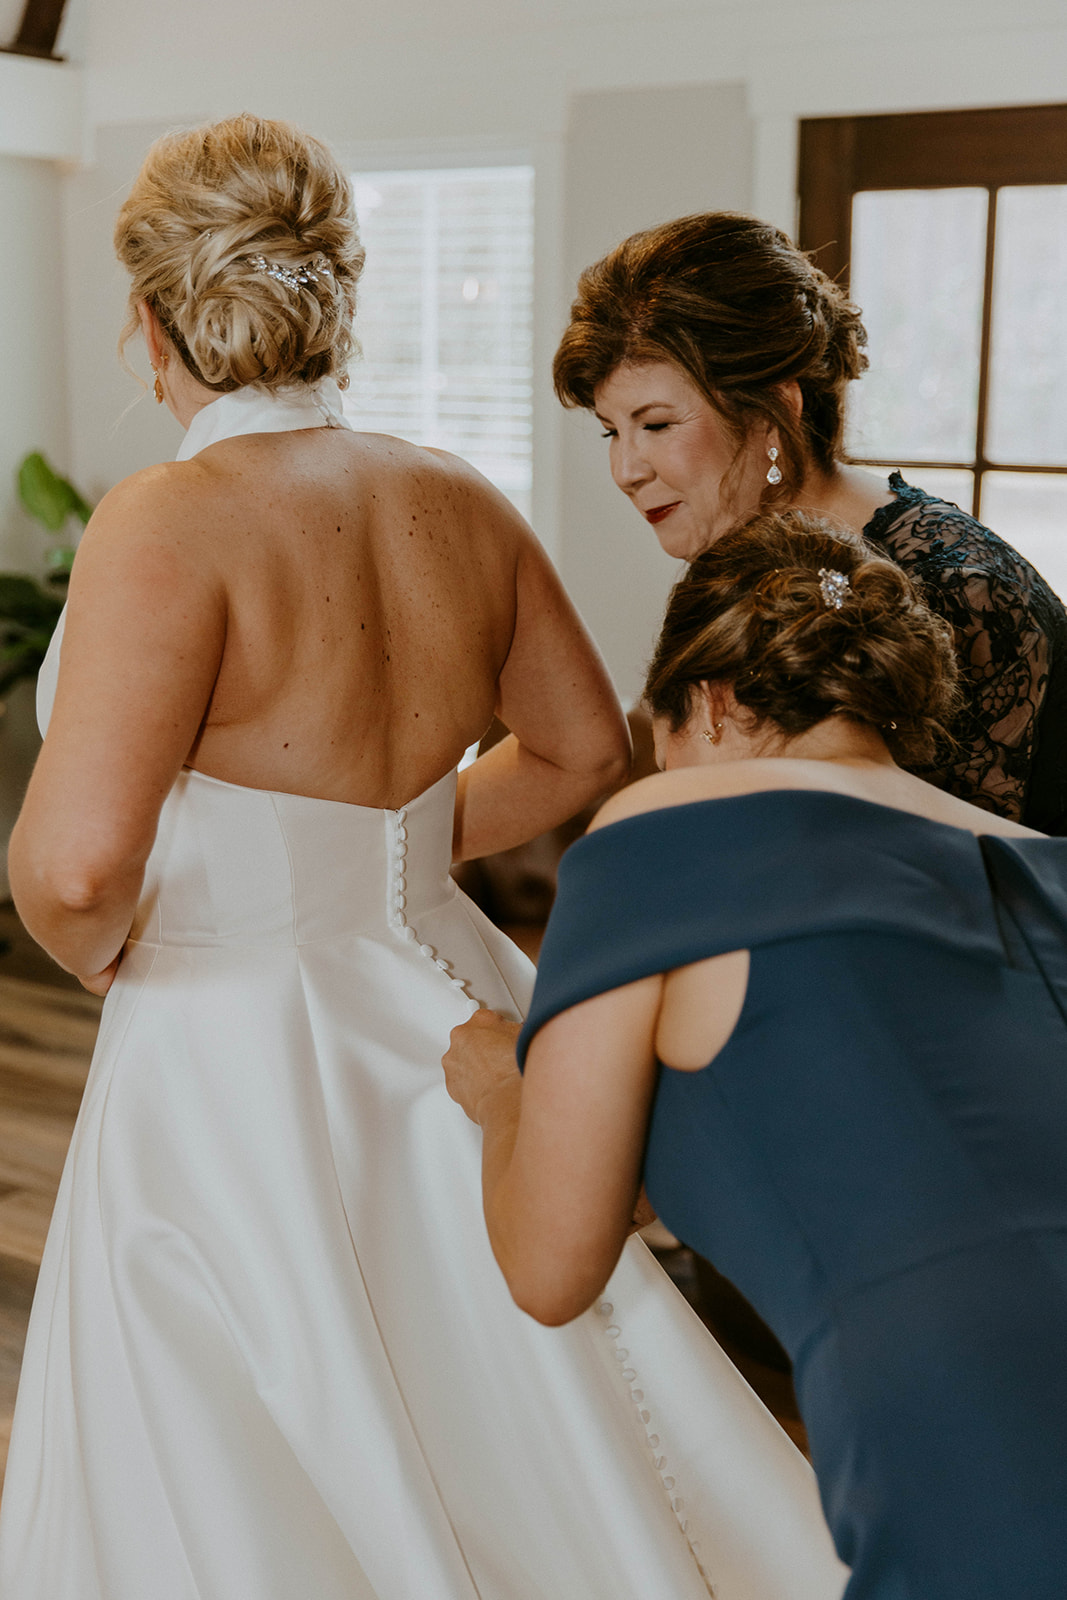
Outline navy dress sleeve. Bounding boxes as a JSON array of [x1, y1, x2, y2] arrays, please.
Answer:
[[517, 788, 1006, 1067]]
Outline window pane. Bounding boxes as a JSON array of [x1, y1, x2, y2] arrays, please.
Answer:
[[987, 186, 1067, 467], [346, 167, 534, 520], [847, 189, 987, 463], [979, 471, 1067, 603], [855, 464, 974, 513], [902, 468, 975, 511]]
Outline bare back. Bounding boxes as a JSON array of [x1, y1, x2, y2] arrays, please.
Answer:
[[24, 417, 626, 978], [183, 428, 519, 808]]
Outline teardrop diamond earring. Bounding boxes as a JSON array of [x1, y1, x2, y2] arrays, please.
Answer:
[[766, 446, 782, 486]]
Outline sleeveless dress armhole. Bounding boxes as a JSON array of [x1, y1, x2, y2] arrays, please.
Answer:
[[516, 790, 1010, 1069]]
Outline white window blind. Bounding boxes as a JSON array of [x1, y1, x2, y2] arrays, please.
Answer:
[[346, 166, 534, 521]]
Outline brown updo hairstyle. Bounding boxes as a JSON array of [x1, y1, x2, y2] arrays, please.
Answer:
[[553, 213, 868, 499], [645, 511, 960, 768], [114, 113, 365, 393]]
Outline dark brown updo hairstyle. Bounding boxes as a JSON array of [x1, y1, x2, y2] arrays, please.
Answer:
[[553, 213, 868, 499], [115, 113, 365, 393], [645, 510, 960, 768]]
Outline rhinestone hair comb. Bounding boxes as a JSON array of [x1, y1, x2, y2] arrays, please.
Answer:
[[247, 252, 333, 293], [817, 568, 851, 610]]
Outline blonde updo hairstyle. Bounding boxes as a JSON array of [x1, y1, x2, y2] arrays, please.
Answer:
[[115, 113, 365, 393], [554, 213, 868, 502], [645, 511, 961, 768]]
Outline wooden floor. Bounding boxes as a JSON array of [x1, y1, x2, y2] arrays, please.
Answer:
[[0, 910, 804, 1494], [0, 969, 100, 1481]]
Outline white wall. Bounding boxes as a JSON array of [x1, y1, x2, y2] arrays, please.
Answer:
[[0, 155, 69, 573], [41, 0, 1067, 702], [0, 155, 70, 894], [61, 121, 188, 504]]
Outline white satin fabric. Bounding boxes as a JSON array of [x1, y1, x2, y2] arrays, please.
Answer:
[[0, 382, 847, 1600]]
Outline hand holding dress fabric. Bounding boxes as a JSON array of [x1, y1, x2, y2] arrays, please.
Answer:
[[443, 1009, 521, 1123]]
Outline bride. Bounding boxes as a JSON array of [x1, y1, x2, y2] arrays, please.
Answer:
[[0, 114, 846, 1600]]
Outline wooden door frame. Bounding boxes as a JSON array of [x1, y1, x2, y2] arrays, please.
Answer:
[[797, 102, 1067, 289], [2, 0, 69, 60], [797, 103, 1067, 497]]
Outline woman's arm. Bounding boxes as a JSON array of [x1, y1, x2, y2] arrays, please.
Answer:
[[936, 569, 1050, 821], [8, 468, 226, 988], [444, 976, 662, 1325], [871, 497, 1054, 822], [452, 522, 631, 861]]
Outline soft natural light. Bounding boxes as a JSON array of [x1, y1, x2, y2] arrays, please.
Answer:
[[848, 188, 987, 464], [344, 166, 534, 522]]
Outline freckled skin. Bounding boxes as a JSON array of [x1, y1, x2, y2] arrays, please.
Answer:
[[146, 428, 539, 807]]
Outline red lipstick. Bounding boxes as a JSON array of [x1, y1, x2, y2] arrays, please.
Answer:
[[643, 502, 680, 525]]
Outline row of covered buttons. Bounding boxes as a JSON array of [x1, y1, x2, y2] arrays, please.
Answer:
[[390, 809, 469, 994], [595, 1298, 713, 1592]]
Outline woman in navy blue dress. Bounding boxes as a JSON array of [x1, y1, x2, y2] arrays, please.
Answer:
[[443, 509, 1067, 1600]]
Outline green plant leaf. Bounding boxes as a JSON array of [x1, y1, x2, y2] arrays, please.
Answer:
[[0, 575, 65, 631], [45, 546, 76, 583], [0, 571, 64, 690], [18, 452, 93, 531]]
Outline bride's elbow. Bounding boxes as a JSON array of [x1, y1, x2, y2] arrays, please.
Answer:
[[10, 828, 130, 923], [590, 718, 632, 792]]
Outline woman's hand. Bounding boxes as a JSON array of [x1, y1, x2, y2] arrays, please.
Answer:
[[443, 1010, 521, 1124], [78, 954, 122, 997]]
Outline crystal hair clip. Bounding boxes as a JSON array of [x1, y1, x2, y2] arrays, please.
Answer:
[[247, 252, 333, 293], [817, 568, 851, 610]]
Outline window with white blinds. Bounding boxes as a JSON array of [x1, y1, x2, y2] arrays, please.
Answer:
[[346, 166, 535, 521]]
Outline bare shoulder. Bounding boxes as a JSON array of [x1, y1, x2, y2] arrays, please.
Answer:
[[919, 788, 1046, 841], [588, 755, 1050, 843], [589, 763, 771, 833], [354, 437, 533, 549], [88, 458, 206, 521], [420, 445, 534, 527], [419, 443, 507, 490], [71, 459, 229, 595], [372, 438, 505, 497]]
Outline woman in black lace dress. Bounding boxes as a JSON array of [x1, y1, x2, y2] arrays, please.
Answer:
[[554, 213, 1067, 833]]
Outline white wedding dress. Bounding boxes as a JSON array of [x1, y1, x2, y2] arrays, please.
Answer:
[[0, 382, 848, 1600]]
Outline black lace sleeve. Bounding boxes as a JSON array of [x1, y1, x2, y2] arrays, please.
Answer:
[[864, 477, 1066, 827]]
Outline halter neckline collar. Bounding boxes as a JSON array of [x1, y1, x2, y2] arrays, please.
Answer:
[[176, 377, 352, 461]]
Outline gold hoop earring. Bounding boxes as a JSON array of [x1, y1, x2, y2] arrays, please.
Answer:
[[701, 723, 724, 746]]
